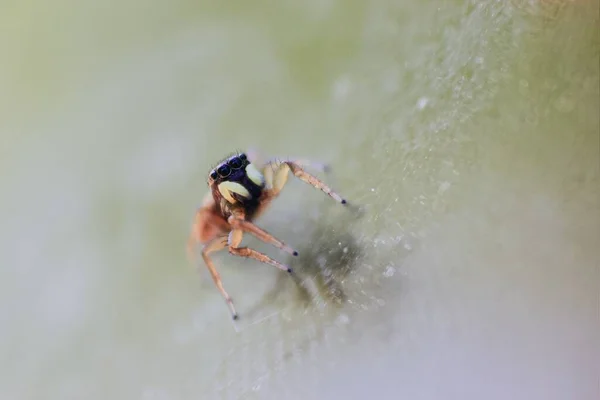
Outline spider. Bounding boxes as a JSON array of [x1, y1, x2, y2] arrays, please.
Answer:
[[187, 151, 349, 320]]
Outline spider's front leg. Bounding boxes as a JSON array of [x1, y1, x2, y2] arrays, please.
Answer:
[[229, 216, 298, 257], [263, 159, 348, 205]]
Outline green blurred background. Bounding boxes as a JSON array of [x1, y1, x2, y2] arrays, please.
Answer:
[[1, 1, 598, 399]]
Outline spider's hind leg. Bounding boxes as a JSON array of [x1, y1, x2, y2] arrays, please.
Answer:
[[200, 236, 239, 319]]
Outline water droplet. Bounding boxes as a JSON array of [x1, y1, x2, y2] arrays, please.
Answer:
[[333, 75, 352, 100], [336, 313, 350, 325], [317, 255, 327, 268], [438, 181, 451, 194], [417, 97, 429, 110], [383, 265, 396, 277]]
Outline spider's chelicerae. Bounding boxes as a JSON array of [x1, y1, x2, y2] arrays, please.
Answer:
[[187, 151, 349, 320]]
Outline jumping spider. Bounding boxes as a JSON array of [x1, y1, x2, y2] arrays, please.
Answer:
[[187, 151, 349, 320]]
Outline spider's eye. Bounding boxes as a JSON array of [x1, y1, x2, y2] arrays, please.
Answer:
[[239, 153, 247, 161], [210, 170, 218, 180], [229, 156, 243, 169], [217, 164, 231, 178]]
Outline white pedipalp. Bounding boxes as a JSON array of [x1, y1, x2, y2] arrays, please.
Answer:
[[245, 163, 265, 187], [218, 181, 252, 203]]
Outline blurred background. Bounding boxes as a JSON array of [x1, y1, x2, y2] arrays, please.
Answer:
[[1, 1, 598, 399]]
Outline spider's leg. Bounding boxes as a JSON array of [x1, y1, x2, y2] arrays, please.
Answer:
[[200, 236, 238, 319], [265, 160, 347, 205], [227, 221, 293, 273], [227, 214, 298, 256]]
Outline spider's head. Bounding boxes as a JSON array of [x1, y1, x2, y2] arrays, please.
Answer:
[[208, 152, 265, 205]]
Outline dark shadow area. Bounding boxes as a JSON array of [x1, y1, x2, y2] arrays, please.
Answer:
[[287, 224, 363, 305], [243, 204, 366, 320]]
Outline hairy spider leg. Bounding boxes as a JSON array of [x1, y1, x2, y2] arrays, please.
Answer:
[[228, 214, 298, 256], [227, 217, 292, 275], [263, 160, 347, 205], [190, 209, 294, 320], [200, 235, 238, 319]]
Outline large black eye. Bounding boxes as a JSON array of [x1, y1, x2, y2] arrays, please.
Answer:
[[239, 153, 247, 161], [210, 170, 218, 180], [217, 164, 231, 178], [229, 156, 242, 169]]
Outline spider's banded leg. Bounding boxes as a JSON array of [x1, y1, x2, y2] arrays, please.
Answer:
[[228, 215, 298, 256], [265, 160, 347, 205], [227, 226, 293, 273], [287, 162, 347, 204], [200, 236, 238, 319]]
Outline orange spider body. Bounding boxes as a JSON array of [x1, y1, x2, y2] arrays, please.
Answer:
[[187, 151, 348, 320]]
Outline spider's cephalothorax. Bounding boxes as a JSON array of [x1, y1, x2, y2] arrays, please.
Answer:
[[208, 153, 265, 220], [188, 150, 349, 320]]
